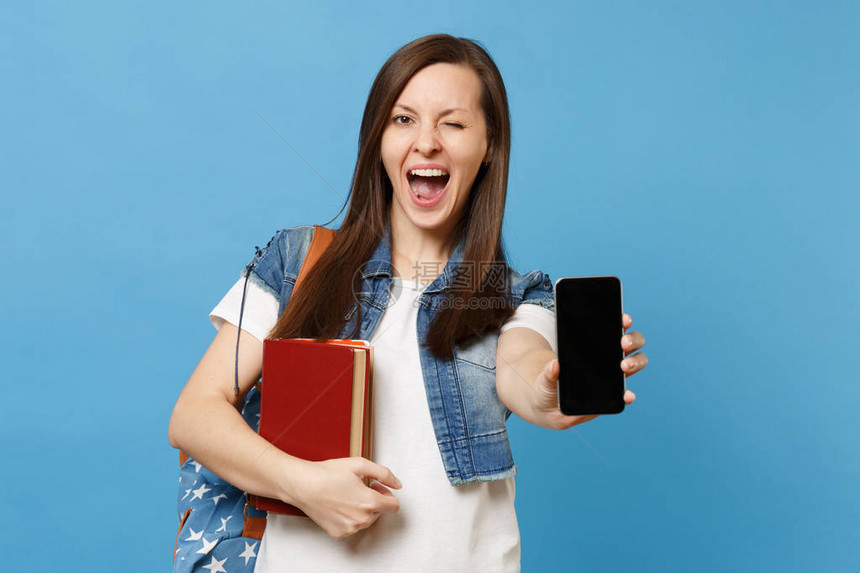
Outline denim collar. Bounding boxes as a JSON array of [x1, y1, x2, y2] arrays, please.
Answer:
[[360, 221, 467, 295]]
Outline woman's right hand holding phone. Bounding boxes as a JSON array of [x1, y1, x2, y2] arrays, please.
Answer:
[[288, 457, 402, 540]]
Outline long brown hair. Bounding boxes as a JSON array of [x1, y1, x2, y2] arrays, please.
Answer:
[[269, 33, 516, 359]]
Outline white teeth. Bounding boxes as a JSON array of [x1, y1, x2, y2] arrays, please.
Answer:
[[409, 168, 448, 177]]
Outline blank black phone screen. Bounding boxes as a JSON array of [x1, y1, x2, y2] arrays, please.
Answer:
[[556, 276, 625, 415]]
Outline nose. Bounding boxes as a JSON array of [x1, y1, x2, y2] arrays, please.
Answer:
[[413, 123, 440, 155]]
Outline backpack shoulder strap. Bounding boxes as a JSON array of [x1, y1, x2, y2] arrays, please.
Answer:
[[240, 224, 337, 539], [295, 224, 337, 290]]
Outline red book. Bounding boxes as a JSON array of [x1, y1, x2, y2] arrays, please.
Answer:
[[249, 338, 374, 516]]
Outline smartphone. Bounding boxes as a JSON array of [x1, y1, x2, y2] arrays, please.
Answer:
[[554, 276, 626, 415]]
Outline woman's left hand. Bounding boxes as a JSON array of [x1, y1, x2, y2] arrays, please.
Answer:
[[532, 313, 648, 430]]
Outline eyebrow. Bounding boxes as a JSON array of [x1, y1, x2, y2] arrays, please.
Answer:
[[393, 104, 469, 117]]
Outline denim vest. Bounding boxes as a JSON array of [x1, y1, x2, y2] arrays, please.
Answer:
[[247, 224, 555, 486]]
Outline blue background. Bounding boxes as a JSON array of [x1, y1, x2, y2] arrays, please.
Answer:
[[2, 1, 858, 571]]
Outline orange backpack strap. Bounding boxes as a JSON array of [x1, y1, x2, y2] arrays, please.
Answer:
[[241, 504, 268, 540], [238, 224, 337, 538], [296, 224, 337, 290]]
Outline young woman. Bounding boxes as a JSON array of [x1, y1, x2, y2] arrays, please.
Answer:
[[169, 34, 648, 572]]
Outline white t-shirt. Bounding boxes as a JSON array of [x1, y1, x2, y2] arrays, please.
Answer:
[[211, 276, 557, 572]]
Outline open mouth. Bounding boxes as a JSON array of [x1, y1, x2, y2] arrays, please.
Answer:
[[407, 168, 450, 200]]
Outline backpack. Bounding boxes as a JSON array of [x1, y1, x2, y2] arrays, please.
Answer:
[[172, 225, 336, 572]]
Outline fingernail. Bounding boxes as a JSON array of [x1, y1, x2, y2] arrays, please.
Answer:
[[395, 477, 403, 488]]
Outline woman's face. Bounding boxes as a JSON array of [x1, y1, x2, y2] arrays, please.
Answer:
[[381, 63, 491, 242]]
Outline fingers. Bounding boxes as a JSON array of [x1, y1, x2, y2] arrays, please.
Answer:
[[355, 459, 403, 513], [368, 481, 401, 514], [623, 389, 636, 404], [542, 358, 560, 382], [621, 352, 649, 376], [354, 458, 402, 490], [621, 331, 645, 355], [620, 316, 648, 376], [369, 481, 395, 497]]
